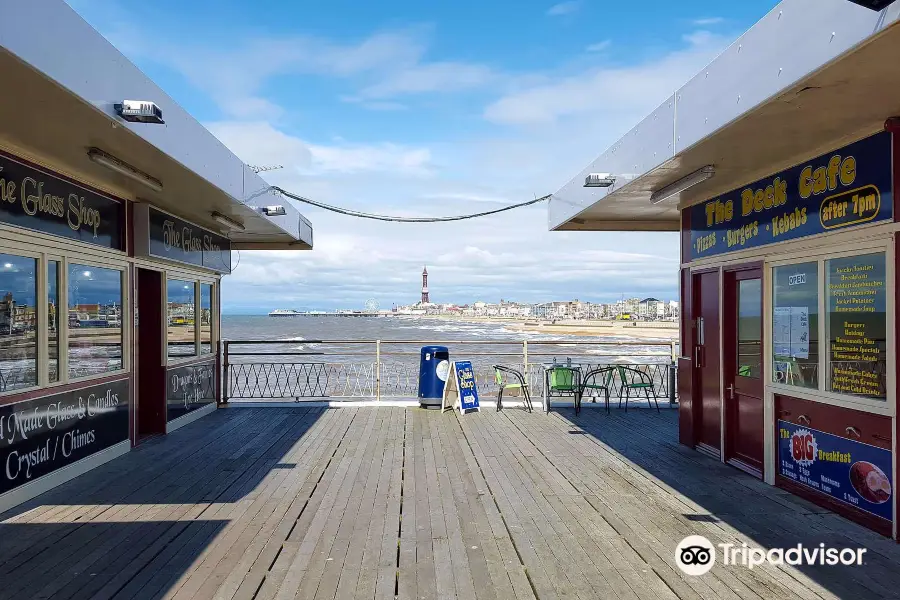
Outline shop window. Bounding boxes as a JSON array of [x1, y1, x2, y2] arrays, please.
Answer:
[[68, 264, 123, 378], [167, 279, 196, 358], [200, 283, 213, 354], [0, 255, 37, 392], [825, 252, 886, 400], [772, 262, 818, 389], [737, 278, 761, 378], [48, 260, 60, 382]]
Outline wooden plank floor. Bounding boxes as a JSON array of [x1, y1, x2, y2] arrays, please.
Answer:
[[2, 406, 900, 599]]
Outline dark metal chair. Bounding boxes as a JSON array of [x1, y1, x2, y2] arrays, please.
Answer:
[[616, 365, 660, 412], [577, 366, 614, 415], [493, 365, 533, 412]]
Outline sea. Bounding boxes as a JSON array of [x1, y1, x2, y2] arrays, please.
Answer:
[[221, 315, 674, 365]]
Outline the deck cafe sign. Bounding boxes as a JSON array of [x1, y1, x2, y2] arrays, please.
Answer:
[[690, 132, 893, 260]]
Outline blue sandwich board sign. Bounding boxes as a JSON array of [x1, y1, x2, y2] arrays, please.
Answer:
[[442, 361, 480, 414]]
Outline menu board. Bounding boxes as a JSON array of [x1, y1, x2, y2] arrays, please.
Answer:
[[826, 253, 886, 399]]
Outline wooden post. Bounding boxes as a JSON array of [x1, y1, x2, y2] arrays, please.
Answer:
[[375, 339, 381, 401]]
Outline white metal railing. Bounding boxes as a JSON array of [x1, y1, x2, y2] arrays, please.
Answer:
[[223, 339, 679, 404]]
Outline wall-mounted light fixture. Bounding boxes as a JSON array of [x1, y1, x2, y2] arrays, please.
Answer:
[[259, 205, 287, 216], [88, 148, 163, 193], [114, 100, 165, 124], [212, 211, 245, 232], [584, 173, 616, 188], [649, 166, 715, 204]]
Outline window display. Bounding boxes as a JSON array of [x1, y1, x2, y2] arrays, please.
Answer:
[[68, 264, 123, 378], [772, 262, 819, 389]]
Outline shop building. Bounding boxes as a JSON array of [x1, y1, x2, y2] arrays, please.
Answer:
[[0, 1, 313, 513], [549, 0, 900, 538]]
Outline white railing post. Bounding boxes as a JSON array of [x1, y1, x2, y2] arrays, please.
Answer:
[[523, 340, 528, 383], [375, 339, 381, 401]]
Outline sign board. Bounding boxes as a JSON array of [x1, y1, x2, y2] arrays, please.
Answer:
[[0, 378, 129, 495], [134, 204, 232, 273], [166, 359, 217, 422], [442, 361, 480, 414], [778, 420, 893, 521], [0, 151, 123, 250], [690, 132, 893, 260]]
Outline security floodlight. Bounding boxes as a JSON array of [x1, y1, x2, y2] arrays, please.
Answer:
[[260, 205, 287, 216], [114, 100, 165, 124], [584, 173, 616, 188]]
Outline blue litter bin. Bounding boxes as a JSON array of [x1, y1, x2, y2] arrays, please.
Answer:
[[418, 345, 450, 408]]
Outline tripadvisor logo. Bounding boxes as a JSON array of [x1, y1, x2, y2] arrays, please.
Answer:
[[675, 536, 867, 575]]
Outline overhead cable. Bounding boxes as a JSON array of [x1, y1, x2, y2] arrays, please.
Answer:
[[270, 186, 550, 223]]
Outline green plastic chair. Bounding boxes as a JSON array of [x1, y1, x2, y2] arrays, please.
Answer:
[[615, 365, 660, 412], [493, 365, 533, 412], [546, 366, 580, 413]]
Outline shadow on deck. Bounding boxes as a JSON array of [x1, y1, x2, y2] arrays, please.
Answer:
[[0, 405, 897, 599]]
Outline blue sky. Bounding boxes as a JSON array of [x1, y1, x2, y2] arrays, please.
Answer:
[[69, 0, 776, 314]]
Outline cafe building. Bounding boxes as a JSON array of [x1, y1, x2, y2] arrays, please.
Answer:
[[0, 1, 313, 512], [548, 0, 900, 538]]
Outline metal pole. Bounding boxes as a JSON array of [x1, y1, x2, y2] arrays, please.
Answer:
[[222, 340, 229, 404], [523, 340, 528, 382], [669, 363, 676, 408], [375, 339, 381, 402]]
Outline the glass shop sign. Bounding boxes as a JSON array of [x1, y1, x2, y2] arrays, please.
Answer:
[[136, 205, 231, 273], [690, 131, 893, 260], [0, 378, 129, 495], [0, 151, 123, 250], [166, 360, 216, 422]]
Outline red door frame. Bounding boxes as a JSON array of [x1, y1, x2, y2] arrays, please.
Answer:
[[722, 262, 764, 477], [691, 267, 721, 456]]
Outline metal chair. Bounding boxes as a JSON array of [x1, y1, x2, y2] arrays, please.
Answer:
[[546, 366, 581, 412], [493, 365, 533, 412], [577, 366, 614, 415], [616, 365, 660, 412]]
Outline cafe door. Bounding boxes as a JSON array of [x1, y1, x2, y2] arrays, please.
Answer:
[[723, 264, 764, 477], [693, 269, 721, 457], [135, 268, 166, 441]]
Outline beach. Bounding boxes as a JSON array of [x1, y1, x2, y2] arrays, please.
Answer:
[[394, 314, 679, 340]]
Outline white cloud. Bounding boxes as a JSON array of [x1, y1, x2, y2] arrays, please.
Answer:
[[585, 40, 612, 52], [207, 121, 433, 176], [483, 30, 729, 125], [358, 62, 497, 98], [546, 1, 581, 16], [692, 17, 725, 26]]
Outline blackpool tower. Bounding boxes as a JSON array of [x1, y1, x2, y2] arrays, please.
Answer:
[[421, 266, 429, 304]]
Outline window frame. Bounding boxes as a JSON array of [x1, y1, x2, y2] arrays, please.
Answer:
[[65, 258, 129, 385], [163, 266, 218, 367], [767, 237, 894, 415], [0, 241, 130, 397]]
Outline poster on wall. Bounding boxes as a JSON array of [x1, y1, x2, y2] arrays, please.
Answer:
[[167, 360, 216, 422], [0, 378, 129, 495], [691, 131, 893, 260], [773, 306, 809, 359], [778, 420, 892, 521]]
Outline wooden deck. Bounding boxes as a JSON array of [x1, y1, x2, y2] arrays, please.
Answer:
[[2, 406, 899, 600]]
